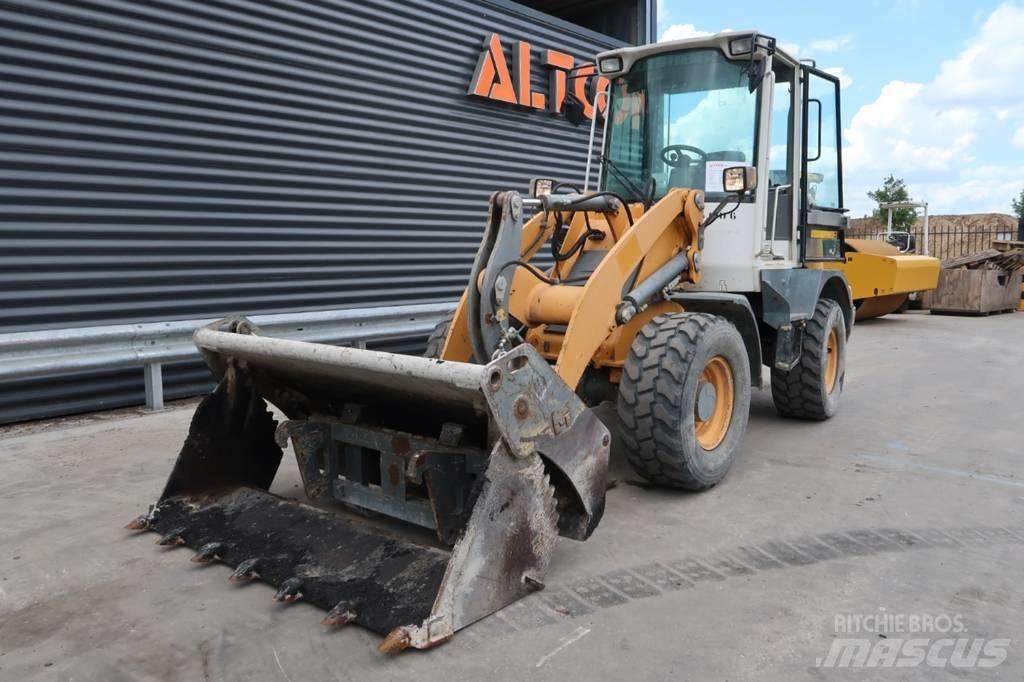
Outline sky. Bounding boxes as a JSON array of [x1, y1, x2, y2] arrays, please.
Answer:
[[657, 0, 1024, 217]]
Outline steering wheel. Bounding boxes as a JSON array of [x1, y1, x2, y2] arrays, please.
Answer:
[[660, 144, 709, 168]]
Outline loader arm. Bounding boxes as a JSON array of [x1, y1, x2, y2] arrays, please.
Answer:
[[440, 208, 551, 362], [551, 189, 704, 388], [442, 188, 706, 389]]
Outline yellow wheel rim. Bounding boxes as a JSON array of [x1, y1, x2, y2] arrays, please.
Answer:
[[695, 356, 734, 451], [824, 328, 839, 393]]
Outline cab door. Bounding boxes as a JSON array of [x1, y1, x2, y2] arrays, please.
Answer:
[[799, 66, 847, 263]]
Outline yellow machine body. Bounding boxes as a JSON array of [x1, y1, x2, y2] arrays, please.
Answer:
[[814, 238, 940, 320]]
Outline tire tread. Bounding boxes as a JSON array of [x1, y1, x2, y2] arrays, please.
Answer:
[[424, 316, 452, 359], [770, 299, 842, 420], [617, 312, 736, 489]]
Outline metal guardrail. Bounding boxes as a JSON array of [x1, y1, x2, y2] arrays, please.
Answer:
[[0, 303, 456, 410]]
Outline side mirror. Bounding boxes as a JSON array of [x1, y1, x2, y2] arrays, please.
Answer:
[[723, 166, 757, 194], [701, 166, 756, 233], [561, 94, 586, 127]]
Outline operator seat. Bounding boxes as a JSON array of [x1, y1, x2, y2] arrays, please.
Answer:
[[667, 158, 704, 192], [667, 151, 746, 191]]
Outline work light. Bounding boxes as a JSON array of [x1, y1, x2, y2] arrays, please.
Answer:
[[529, 177, 555, 197], [728, 34, 776, 56]]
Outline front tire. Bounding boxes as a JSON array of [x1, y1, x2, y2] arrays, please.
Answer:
[[771, 299, 846, 420], [617, 313, 751, 490], [423, 315, 453, 359]]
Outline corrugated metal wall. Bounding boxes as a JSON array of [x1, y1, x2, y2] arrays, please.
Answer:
[[0, 0, 623, 423]]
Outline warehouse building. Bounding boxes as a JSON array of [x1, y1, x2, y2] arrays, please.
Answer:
[[0, 0, 654, 423]]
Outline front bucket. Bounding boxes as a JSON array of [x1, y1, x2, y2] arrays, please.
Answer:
[[129, 318, 609, 652]]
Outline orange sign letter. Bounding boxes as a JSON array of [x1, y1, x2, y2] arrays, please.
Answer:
[[468, 33, 517, 104], [544, 49, 574, 114], [572, 65, 610, 119], [513, 41, 546, 109]]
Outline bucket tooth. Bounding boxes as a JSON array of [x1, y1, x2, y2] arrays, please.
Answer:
[[273, 577, 304, 603], [378, 627, 412, 654], [191, 542, 225, 563], [322, 602, 358, 627], [125, 515, 150, 531], [523, 575, 545, 590], [156, 528, 186, 546], [230, 558, 262, 582], [145, 488, 450, 635]]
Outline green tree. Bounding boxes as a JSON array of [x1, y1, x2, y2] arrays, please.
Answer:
[[1012, 188, 1024, 220], [868, 175, 916, 232]]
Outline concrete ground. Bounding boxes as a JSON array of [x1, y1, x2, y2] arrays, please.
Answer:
[[1, 311, 1022, 681]]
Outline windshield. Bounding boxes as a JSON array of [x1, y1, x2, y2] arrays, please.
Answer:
[[602, 49, 759, 201]]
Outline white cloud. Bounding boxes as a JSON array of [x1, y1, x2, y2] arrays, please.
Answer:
[[779, 42, 801, 57], [1014, 126, 1024, 149], [994, 104, 1024, 121], [810, 34, 854, 53], [780, 35, 853, 60], [670, 89, 757, 160], [823, 66, 853, 89], [659, 23, 712, 42], [930, 4, 1024, 106], [845, 81, 978, 177], [658, 24, 735, 43], [904, 165, 1024, 214], [843, 3, 1024, 216]]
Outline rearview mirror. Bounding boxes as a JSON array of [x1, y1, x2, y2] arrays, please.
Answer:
[[723, 166, 757, 194]]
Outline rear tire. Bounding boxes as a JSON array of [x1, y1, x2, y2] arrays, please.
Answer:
[[771, 299, 846, 420], [424, 315, 452, 359], [617, 313, 751, 490]]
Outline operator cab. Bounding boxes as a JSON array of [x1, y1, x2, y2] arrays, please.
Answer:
[[595, 31, 847, 292]]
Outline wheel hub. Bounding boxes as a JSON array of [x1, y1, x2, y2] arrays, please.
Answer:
[[825, 328, 839, 393], [694, 356, 735, 451], [696, 382, 717, 421]]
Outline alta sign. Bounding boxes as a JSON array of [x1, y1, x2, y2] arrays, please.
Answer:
[[468, 33, 609, 119]]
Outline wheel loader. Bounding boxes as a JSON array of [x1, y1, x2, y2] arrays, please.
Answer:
[[128, 31, 855, 652]]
